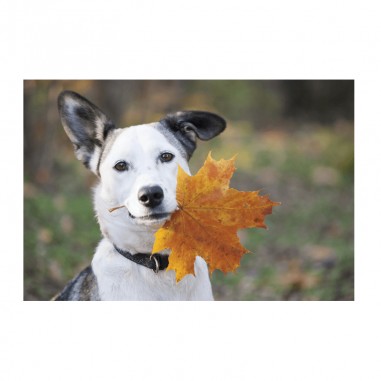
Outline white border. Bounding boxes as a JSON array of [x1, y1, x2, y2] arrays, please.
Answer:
[[2, 1, 380, 380]]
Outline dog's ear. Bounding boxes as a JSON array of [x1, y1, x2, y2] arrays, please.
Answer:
[[160, 111, 226, 158], [164, 111, 226, 140], [57, 91, 116, 173]]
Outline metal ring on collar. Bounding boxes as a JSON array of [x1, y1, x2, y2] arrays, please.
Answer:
[[152, 255, 159, 274]]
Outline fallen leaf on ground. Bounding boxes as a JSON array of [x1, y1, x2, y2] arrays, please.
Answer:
[[152, 152, 280, 282]]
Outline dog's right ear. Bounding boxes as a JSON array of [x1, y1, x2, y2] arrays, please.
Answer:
[[57, 91, 116, 173]]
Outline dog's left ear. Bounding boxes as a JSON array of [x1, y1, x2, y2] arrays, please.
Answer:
[[57, 91, 116, 174], [160, 111, 226, 158]]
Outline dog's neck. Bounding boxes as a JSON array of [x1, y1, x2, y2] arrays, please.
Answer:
[[93, 185, 165, 254]]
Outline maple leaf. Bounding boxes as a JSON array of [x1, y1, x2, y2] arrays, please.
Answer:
[[152, 152, 280, 282]]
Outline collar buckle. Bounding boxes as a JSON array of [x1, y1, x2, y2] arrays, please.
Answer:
[[151, 255, 160, 274], [113, 244, 169, 273]]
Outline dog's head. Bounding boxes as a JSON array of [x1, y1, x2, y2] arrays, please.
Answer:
[[58, 91, 226, 229]]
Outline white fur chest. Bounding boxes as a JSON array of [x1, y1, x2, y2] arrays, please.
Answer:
[[91, 239, 213, 301]]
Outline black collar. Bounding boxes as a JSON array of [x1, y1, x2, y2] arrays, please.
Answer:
[[113, 244, 169, 273]]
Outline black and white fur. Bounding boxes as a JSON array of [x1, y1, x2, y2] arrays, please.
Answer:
[[53, 91, 226, 300]]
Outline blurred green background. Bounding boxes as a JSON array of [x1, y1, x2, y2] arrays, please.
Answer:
[[24, 80, 354, 301]]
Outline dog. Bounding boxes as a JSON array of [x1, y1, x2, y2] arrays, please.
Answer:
[[52, 90, 226, 300]]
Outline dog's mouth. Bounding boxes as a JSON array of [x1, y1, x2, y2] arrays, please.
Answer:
[[108, 205, 171, 222], [127, 210, 170, 221]]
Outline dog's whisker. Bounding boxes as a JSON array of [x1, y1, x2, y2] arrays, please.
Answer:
[[108, 205, 125, 213]]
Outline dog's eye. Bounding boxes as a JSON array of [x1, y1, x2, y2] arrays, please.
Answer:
[[160, 152, 174, 163], [114, 161, 128, 171]]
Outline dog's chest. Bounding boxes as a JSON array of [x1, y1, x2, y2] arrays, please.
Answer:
[[91, 239, 213, 301]]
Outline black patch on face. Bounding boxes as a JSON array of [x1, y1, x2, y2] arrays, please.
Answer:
[[157, 119, 197, 160], [159, 111, 226, 159]]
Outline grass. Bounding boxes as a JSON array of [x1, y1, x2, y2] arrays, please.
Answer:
[[24, 121, 354, 300], [24, 185, 100, 300]]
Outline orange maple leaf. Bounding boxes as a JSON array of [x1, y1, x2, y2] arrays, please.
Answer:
[[152, 152, 280, 282]]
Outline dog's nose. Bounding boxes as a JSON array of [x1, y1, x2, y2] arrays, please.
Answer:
[[138, 185, 164, 208]]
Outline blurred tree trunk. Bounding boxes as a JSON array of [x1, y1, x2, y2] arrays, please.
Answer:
[[24, 81, 61, 188]]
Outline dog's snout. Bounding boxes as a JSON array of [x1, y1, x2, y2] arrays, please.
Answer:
[[138, 185, 164, 208]]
